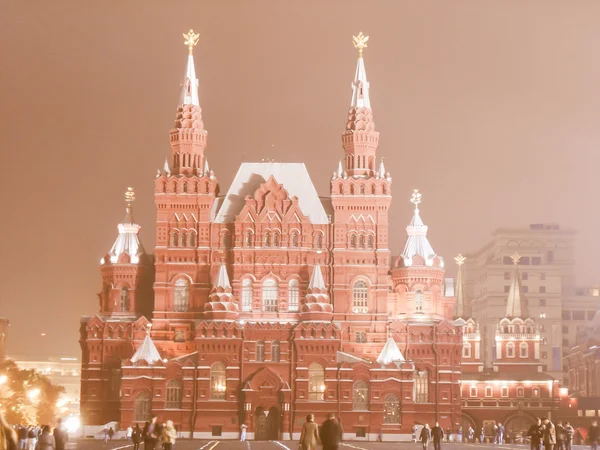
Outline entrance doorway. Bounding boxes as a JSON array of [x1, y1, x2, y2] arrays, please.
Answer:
[[254, 406, 280, 440]]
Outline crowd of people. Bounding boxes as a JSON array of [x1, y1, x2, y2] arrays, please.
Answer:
[[0, 415, 68, 450], [298, 413, 343, 450]]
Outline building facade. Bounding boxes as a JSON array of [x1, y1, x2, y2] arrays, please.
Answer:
[[79, 32, 463, 440]]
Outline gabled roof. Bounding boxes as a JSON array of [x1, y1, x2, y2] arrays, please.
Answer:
[[131, 333, 162, 365], [213, 163, 329, 224], [376, 337, 406, 365]]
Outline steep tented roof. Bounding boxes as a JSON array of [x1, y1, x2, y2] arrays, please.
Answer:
[[506, 254, 526, 318], [376, 337, 406, 365], [131, 333, 162, 365], [401, 190, 437, 267], [214, 163, 329, 224], [308, 264, 326, 290]]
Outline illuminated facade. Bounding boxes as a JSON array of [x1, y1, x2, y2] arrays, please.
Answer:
[[79, 31, 463, 440]]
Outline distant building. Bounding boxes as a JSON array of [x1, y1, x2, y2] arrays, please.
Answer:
[[79, 32, 462, 440], [11, 356, 80, 416]]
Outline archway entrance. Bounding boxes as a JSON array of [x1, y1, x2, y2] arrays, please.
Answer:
[[254, 406, 280, 440], [505, 413, 535, 443]]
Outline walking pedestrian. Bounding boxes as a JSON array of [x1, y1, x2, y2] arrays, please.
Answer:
[[556, 421, 566, 450], [528, 418, 543, 450], [564, 422, 574, 450], [161, 420, 176, 450], [420, 424, 431, 450], [53, 419, 68, 450], [131, 424, 142, 450], [240, 423, 247, 441], [126, 425, 132, 441], [36, 426, 55, 450], [299, 414, 320, 450], [26, 426, 37, 450], [589, 421, 599, 450], [497, 422, 505, 445], [541, 417, 557, 450], [319, 413, 343, 450], [431, 422, 444, 450]]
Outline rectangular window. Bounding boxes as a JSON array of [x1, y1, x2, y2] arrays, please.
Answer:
[[539, 286, 546, 293], [523, 286, 529, 293], [504, 272, 511, 280], [541, 351, 548, 359], [573, 311, 585, 320], [485, 386, 493, 398], [562, 339, 569, 347], [355, 331, 367, 343], [504, 286, 510, 293], [588, 311, 596, 320], [540, 273, 546, 280], [540, 299, 547, 306], [532, 257, 542, 265], [174, 330, 185, 342], [356, 427, 366, 438], [522, 272, 529, 280], [470, 386, 477, 397], [585, 410, 597, 417], [501, 386, 509, 398], [562, 326, 568, 334], [562, 311, 571, 320], [241, 283, 253, 312]]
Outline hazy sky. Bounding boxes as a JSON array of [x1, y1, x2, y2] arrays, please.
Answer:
[[1, 1, 599, 358]]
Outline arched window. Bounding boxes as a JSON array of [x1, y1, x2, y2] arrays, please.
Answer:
[[171, 231, 179, 247], [291, 232, 299, 248], [181, 232, 187, 247], [350, 234, 357, 248], [271, 341, 280, 362], [352, 280, 368, 313], [415, 290, 424, 312], [463, 342, 472, 358], [288, 279, 299, 312], [359, 184, 365, 194], [506, 342, 515, 358], [241, 279, 253, 312], [520, 342, 528, 358], [359, 235, 365, 248], [367, 235, 374, 249], [210, 362, 226, 400], [352, 380, 369, 410], [134, 391, 152, 422], [120, 287, 129, 311], [256, 341, 265, 362], [174, 278, 190, 312], [245, 230, 253, 247], [273, 232, 280, 247], [383, 394, 400, 423], [532, 387, 540, 397], [262, 279, 278, 312], [189, 232, 196, 247], [166, 379, 182, 409], [308, 363, 325, 401], [264, 231, 271, 247], [315, 234, 323, 249], [222, 233, 231, 248], [415, 371, 429, 403]]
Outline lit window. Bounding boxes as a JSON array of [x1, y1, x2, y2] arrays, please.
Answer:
[[517, 386, 524, 397], [256, 341, 265, 362], [241, 279, 253, 312], [383, 394, 400, 423], [415, 371, 428, 403], [166, 380, 182, 409], [520, 342, 529, 358], [262, 279, 278, 312], [501, 386, 509, 397], [352, 380, 369, 410], [308, 363, 325, 401], [506, 342, 515, 358], [120, 287, 129, 311], [174, 278, 190, 312], [470, 386, 477, 397], [210, 363, 226, 400], [485, 386, 493, 397], [288, 280, 299, 312], [271, 341, 280, 362], [463, 342, 472, 358], [532, 387, 540, 397], [352, 280, 368, 313]]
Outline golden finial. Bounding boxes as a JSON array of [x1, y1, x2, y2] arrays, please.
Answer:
[[455, 254, 466, 266], [510, 252, 521, 266], [352, 32, 369, 56], [410, 189, 422, 209], [183, 29, 200, 55], [125, 186, 135, 205]]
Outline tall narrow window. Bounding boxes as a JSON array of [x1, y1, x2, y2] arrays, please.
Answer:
[[174, 278, 190, 312], [264, 231, 271, 247], [520, 342, 529, 358], [171, 231, 179, 247], [134, 391, 152, 422], [352, 380, 369, 410], [120, 287, 129, 311], [506, 342, 515, 358], [262, 279, 278, 312], [256, 341, 265, 362], [359, 235, 365, 248], [245, 231, 253, 247], [350, 235, 357, 248], [359, 184, 365, 194], [288, 280, 299, 312], [308, 363, 325, 400], [415, 290, 424, 312], [367, 235, 374, 249], [415, 371, 429, 403], [463, 342, 472, 358], [210, 363, 226, 400], [241, 279, 253, 312], [315, 234, 323, 249], [271, 341, 280, 362], [291, 232, 299, 248], [166, 380, 182, 409], [383, 394, 400, 423], [273, 232, 280, 247], [352, 280, 368, 313], [189, 232, 196, 247], [181, 232, 187, 247], [222, 233, 231, 248]]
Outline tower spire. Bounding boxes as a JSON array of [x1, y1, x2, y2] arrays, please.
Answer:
[[342, 32, 379, 178], [103, 187, 146, 264], [454, 254, 466, 318], [180, 29, 200, 106], [506, 253, 525, 318], [401, 189, 438, 267]]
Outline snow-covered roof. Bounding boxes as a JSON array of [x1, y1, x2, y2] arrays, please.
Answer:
[[214, 163, 329, 224], [506, 266, 525, 318], [103, 207, 145, 264], [308, 264, 326, 290], [179, 52, 199, 106], [401, 208, 437, 266], [215, 264, 231, 289], [376, 337, 406, 365], [350, 56, 371, 109], [131, 333, 162, 365]]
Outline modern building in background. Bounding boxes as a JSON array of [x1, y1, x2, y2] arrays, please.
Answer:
[[12, 356, 81, 416], [79, 32, 464, 441]]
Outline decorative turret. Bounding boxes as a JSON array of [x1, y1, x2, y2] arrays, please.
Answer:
[[204, 263, 239, 320], [506, 253, 526, 318], [300, 264, 333, 321], [99, 187, 150, 317], [454, 254, 466, 318], [401, 190, 442, 268], [342, 32, 380, 178], [170, 29, 208, 176]]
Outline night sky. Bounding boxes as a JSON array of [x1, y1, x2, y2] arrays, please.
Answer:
[[2, 1, 599, 359]]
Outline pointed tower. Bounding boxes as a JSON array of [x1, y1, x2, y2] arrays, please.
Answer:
[[99, 187, 150, 317], [330, 33, 391, 337], [391, 190, 455, 320], [152, 30, 219, 340], [506, 253, 526, 318], [204, 264, 239, 320], [300, 264, 333, 321]]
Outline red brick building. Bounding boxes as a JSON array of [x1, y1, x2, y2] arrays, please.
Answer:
[[79, 32, 464, 441]]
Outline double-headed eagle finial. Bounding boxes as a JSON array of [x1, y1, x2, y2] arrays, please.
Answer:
[[410, 189, 422, 210], [510, 252, 521, 266], [352, 32, 369, 56], [125, 186, 135, 206], [455, 254, 466, 266], [183, 29, 200, 55]]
